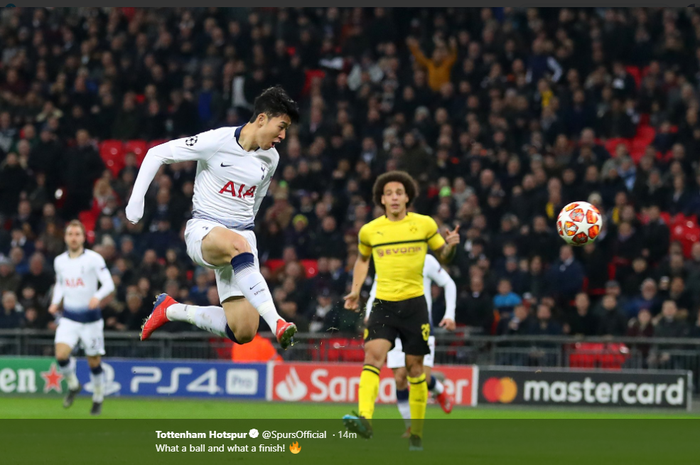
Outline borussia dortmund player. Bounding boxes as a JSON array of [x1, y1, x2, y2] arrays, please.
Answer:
[[342, 171, 460, 451]]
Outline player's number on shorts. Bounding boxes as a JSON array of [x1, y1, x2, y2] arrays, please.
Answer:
[[91, 337, 102, 350], [421, 324, 430, 341]]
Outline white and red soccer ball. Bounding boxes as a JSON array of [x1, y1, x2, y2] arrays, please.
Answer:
[[556, 201, 603, 246]]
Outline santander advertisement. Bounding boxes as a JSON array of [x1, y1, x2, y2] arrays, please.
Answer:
[[271, 363, 477, 406]]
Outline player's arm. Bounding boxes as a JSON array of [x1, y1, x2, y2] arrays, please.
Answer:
[[427, 217, 460, 265], [125, 130, 223, 224], [48, 259, 63, 315], [426, 255, 457, 330], [253, 157, 277, 217], [344, 226, 372, 312], [89, 255, 115, 310]]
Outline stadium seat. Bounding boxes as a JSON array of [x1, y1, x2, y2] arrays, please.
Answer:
[[671, 219, 700, 258], [99, 140, 125, 177], [300, 259, 318, 278], [318, 338, 365, 362], [78, 211, 97, 245], [124, 140, 148, 166], [264, 259, 286, 274], [568, 342, 630, 369]]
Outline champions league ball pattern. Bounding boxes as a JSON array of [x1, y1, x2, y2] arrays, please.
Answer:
[[556, 201, 603, 246]]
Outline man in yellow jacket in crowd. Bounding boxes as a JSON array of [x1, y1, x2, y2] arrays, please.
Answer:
[[407, 36, 458, 92]]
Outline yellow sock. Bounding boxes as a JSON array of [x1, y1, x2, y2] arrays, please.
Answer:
[[358, 364, 380, 420], [407, 373, 427, 438]]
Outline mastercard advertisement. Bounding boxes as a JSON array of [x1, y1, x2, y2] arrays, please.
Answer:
[[477, 368, 691, 410]]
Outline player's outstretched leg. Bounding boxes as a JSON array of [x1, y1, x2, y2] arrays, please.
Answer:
[[229, 252, 296, 348], [57, 355, 81, 408], [141, 293, 296, 350], [88, 358, 104, 416], [428, 373, 453, 414]]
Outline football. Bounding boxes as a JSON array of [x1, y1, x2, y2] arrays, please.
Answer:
[[556, 201, 603, 246]]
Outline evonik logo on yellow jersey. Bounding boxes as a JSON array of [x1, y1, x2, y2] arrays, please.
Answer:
[[376, 245, 422, 258]]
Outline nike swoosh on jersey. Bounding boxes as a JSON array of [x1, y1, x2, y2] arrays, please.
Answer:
[[221, 162, 233, 168]]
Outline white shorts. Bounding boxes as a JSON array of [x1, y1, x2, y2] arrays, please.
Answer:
[[184, 218, 260, 302], [387, 335, 436, 369], [55, 318, 105, 356]]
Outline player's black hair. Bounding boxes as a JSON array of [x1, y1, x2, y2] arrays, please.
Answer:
[[249, 86, 300, 124], [372, 170, 419, 211]]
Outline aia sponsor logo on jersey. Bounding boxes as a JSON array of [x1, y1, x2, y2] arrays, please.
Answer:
[[65, 277, 85, 288], [218, 182, 257, 199]]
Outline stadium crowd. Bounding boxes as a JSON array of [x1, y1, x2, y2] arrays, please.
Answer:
[[2, 7, 700, 362]]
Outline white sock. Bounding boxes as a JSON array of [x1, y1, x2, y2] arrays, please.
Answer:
[[90, 367, 105, 403], [58, 357, 79, 390], [231, 254, 283, 332], [166, 304, 229, 338], [432, 378, 445, 395], [397, 400, 411, 428]]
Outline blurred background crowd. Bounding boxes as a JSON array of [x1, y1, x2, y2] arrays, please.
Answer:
[[2, 7, 700, 353]]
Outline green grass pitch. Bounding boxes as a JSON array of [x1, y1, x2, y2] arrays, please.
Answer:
[[2, 396, 699, 419], [2, 397, 700, 465]]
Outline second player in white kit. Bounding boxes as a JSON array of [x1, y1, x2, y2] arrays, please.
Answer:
[[366, 254, 457, 433], [125, 86, 299, 349], [49, 220, 115, 415]]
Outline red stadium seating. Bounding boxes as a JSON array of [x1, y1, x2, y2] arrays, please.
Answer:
[[300, 259, 318, 278], [568, 342, 630, 369], [670, 217, 700, 258], [318, 338, 365, 362], [78, 211, 97, 245], [264, 259, 286, 274], [124, 140, 148, 166], [99, 140, 125, 178]]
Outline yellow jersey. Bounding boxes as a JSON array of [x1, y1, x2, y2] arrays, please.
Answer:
[[358, 212, 446, 301]]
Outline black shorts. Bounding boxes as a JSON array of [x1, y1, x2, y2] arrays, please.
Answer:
[[364, 295, 431, 356]]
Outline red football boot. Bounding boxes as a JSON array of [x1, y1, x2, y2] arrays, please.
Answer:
[[436, 391, 454, 414], [141, 293, 176, 341], [275, 319, 297, 350]]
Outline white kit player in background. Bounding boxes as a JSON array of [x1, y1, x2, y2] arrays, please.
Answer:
[[49, 220, 115, 416], [125, 86, 299, 350], [366, 253, 457, 436]]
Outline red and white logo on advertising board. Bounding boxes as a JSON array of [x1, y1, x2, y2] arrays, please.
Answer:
[[271, 363, 476, 406]]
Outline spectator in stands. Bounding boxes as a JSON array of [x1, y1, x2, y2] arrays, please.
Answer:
[[565, 292, 598, 336], [650, 300, 688, 369], [626, 308, 654, 368], [0, 256, 20, 295], [0, 291, 22, 329], [60, 129, 105, 219], [18, 252, 53, 300], [626, 278, 663, 320], [545, 245, 584, 306], [493, 278, 522, 318], [406, 36, 458, 93], [596, 294, 628, 337], [457, 273, 493, 334]]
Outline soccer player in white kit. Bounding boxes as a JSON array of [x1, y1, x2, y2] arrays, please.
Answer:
[[126, 86, 298, 349], [49, 220, 115, 415], [366, 253, 457, 436]]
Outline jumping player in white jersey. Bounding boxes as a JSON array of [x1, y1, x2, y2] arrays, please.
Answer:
[[49, 220, 115, 415], [366, 253, 457, 436], [126, 86, 299, 349]]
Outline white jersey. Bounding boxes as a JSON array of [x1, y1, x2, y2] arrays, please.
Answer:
[[366, 254, 456, 324], [51, 249, 115, 320], [127, 126, 278, 230]]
